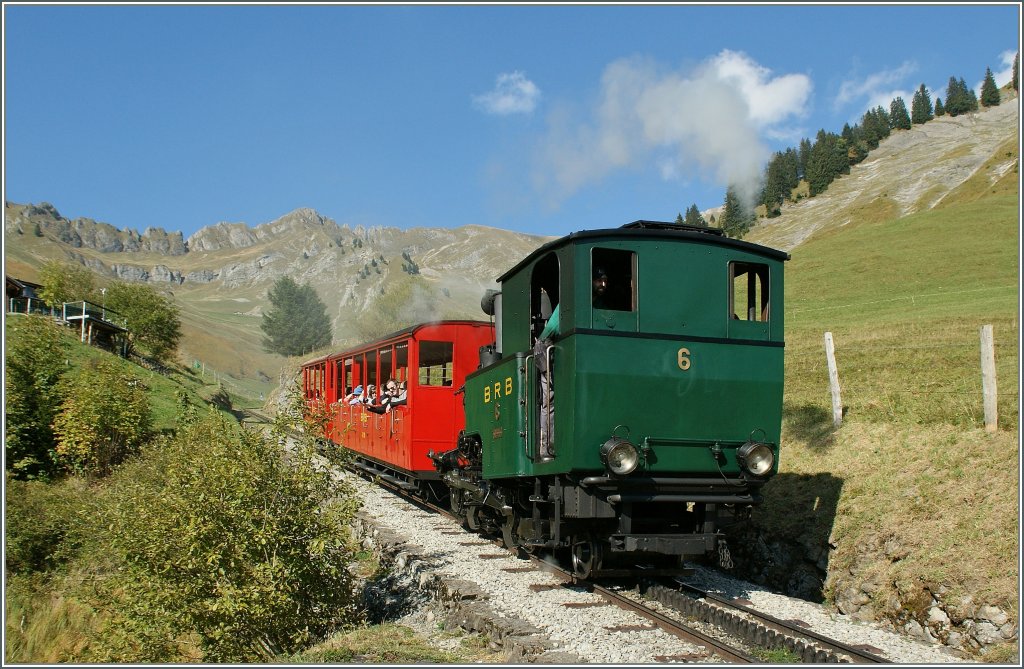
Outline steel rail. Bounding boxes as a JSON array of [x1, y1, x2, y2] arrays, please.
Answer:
[[586, 578, 758, 663], [671, 580, 891, 664]]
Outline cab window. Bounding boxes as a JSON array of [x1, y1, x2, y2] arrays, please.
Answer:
[[591, 248, 636, 312], [730, 262, 770, 322]]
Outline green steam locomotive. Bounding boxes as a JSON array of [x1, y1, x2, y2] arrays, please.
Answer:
[[432, 220, 789, 577]]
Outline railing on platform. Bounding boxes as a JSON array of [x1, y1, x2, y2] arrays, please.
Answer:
[[61, 300, 128, 328], [7, 296, 54, 316]]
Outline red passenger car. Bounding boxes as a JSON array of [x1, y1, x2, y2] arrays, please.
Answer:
[[300, 320, 494, 497]]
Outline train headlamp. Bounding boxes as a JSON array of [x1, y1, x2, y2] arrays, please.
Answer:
[[600, 437, 640, 476], [736, 441, 775, 477]]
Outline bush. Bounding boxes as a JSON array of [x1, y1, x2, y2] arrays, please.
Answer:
[[104, 281, 182, 363], [4, 476, 93, 574], [5, 315, 69, 480], [52, 359, 153, 477], [78, 410, 362, 662], [37, 260, 97, 307]]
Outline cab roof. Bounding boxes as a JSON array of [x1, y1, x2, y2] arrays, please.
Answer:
[[497, 220, 790, 283]]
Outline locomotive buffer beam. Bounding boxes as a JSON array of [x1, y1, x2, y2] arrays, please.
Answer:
[[606, 493, 757, 504], [587, 565, 695, 579], [610, 533, 717, 556]]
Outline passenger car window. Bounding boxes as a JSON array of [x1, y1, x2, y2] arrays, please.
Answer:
[[395, 341, 409, 383], [419, 341, 454, 386], [730, 262, 770, 322]]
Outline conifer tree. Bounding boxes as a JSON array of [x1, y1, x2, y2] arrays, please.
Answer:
[[944, 76, 963, 116], [962, 77, 978, 111], [934, 97, 945, 116], [760, 152, 791, 217], [963, 78, 979, 112], [842, 122, 868, 165], [261, 276, 333, 357], [911, 84, 934, 124], [861, 109, 883, 149], [875, 106, 891, 137], [683, 204, 707, 227], [1014, 52, 1019, 92], [782, 148, 800, 191], [761, 148, 800, 205], [944, 76, 978, 117], [720, 186, 753, 239], [805, 129, 848, 196], [980, 67, 1001, 107], [798, 138, 812, 179], [674, 212, 684, 225], [890, 97, 912, 130]]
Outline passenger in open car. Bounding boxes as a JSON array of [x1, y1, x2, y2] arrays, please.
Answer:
[[345, 385, 364, 405], [390, 381, 408, 409], [367, 380, 400, 414]]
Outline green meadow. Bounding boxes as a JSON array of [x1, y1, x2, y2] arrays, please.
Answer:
[[756, 184, 1019, 656]]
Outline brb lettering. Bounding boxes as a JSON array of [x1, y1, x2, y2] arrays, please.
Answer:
[[483, 376, 514, 403]]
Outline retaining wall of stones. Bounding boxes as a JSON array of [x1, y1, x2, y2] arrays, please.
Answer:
[[728, 525, 1018, 658]]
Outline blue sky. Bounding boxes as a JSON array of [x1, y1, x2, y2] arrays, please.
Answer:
[[4, 3, 1021, 240]]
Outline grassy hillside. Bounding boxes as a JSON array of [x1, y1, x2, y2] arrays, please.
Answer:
[[749, 157, 1019, 654], [784, 192, 1018, 429], [5, 313, 237, 430]]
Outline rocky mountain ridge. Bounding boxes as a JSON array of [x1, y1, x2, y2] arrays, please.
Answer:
[[5, 202, 553, 289], [4, 200, 556, 386], [5, 201, 189, 255]]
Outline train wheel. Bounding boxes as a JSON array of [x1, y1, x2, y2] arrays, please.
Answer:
[[500, 513, 521, 550], [570, 535, 604, 579], [450, 490, 470, 529]]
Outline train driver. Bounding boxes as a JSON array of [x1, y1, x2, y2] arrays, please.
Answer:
[[592, 266, 611, 309]]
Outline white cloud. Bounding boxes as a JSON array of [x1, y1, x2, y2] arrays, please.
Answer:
[[473, 71, 541, 115], [532, 50, 812, 210], [992, 49, 1017, 89], [711, 50, 812, 127], [835, 61, 918, 112]]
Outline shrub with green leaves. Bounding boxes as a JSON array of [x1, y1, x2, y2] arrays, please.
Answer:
[[5, 315, 70, 480], [79, 410, 362, 662], [104, 280, 182, 362], [4, 476, 92, 575], [37, 260, 98, 307], [52, 359, 152, 477]]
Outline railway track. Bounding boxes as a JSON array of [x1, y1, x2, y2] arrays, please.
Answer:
[[640, 580, 891, 664], [246, 407, 889, 664]]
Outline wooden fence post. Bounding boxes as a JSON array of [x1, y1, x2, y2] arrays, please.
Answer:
[[824, 332, 843, 427], [980, 324, 998, 432]]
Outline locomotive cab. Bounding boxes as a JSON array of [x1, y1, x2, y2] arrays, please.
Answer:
[[445, 220, 789, 577]]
